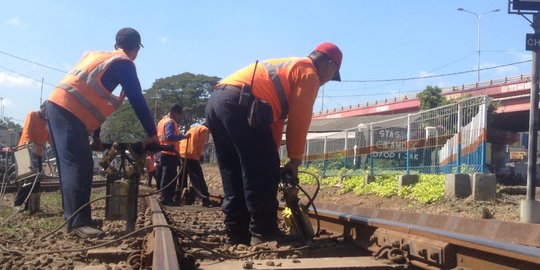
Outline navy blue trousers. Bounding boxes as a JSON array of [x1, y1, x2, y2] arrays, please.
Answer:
[[46, 102, 94, 229], [205, 89, 280, 237]]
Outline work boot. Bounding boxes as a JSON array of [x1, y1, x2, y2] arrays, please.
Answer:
[[250, 230, 297, 246], [71, 226, 104, 238], [13, 203, 28, 211], [225, 229, 251, 246], [201, 198, 212, 207], [182, 187, 196, 205]]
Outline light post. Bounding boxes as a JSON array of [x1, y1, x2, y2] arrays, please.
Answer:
[[457, 8, 500, 83]]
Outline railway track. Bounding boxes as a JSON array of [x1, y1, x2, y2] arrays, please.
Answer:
[[2, 182, 540, 269], [145, 194, 540, 270]]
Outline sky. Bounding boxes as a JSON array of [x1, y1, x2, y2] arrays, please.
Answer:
[[0, 0, 534, 125]]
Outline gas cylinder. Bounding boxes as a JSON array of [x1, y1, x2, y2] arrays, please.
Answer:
[[106, 179, 130, 220]]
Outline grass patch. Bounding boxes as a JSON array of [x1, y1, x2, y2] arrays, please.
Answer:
[[299, 166, 445, 204]]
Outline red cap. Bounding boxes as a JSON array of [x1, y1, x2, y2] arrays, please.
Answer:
[[314, 42, 342, 81], [314, 42, 342, 67]]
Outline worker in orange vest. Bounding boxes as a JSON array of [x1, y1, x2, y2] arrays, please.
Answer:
[[14, 104, 49, 210], [177, 123, 211, 207], [46, 27, 158, 238], [157, 104, 189, 206], [205, 42, 342, 245]]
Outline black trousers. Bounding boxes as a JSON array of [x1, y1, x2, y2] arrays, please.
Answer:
[[159, 153, 179, 202], [147, 170, 156, 187], [205, 89, 280, 238], [14, 155, 42, 206], [178, 159, 210, 200]]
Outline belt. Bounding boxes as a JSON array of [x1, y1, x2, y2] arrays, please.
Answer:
[[217, 85, 242, 93]]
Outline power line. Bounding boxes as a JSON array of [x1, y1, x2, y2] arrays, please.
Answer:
[[427, 53, 474, 73], [342, 60, 531, 83], [0, 64, 56, 87], [0, 49, 532, 96], [0, 50, 68, 74]]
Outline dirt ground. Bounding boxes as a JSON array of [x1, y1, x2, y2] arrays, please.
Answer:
[[202, 164, 540, 223]]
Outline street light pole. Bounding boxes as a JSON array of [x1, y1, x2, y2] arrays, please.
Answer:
[[457, 8, 500, 83]]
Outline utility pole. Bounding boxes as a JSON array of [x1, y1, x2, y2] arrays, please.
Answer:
[[509, 0, 540, 224], [521, 13, 540, 223]]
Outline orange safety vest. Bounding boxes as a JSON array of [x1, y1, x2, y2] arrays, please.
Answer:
[[179, 125, 209, 160], [18, 111, 49, 156], [157, 115, 180, 155], [48, 50, 129, 134], [219, 57, 313, 122], [218, 57, 319, 158]]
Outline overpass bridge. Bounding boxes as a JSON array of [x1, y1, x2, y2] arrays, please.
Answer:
[[313, 74, 533, 132]]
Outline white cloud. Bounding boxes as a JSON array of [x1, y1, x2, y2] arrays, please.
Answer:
[[416, 70, 437, 85], [482, 62, 520, 76], [417, 71, 436, 78], [0, 98, 13, 108], [0, 72, 37, 88], [7, 17, 22, 27], [160, 36, 169, 44], [415, 70, 450, 90], [506, 51, 531, 62], [516, 52, 531, 62]]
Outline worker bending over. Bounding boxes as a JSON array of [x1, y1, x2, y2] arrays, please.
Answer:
[[46, 27, 158, 238], [14, 104, 49, 210], [206, 42, 343, 245], [178, 123, 211, 207]]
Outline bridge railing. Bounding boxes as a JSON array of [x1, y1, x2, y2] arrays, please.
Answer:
[[291, 96, 490, 176], [313, 74, 530, 117]]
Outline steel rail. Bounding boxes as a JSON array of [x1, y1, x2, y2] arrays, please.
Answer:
[[1, 179, 106, 192], [146, 193, 180, 270], [298, 203, 540, 269]]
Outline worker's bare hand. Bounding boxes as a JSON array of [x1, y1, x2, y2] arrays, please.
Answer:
[[282, 158, 302, 184], [90, 137, 104, 151], [288, 159, 302, 176], [183, 133, 191, 140]]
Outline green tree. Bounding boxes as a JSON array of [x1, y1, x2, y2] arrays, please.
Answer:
[[101, 72, 220, 142], [146, 72, 220, 132], [416, 86, 447, 110], [101, 101, 145, 142]]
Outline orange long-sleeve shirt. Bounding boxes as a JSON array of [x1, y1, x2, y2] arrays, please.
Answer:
[[179, 125, 209, 160], [18, 111, 49, 156], [218, 57, 320, 160]]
